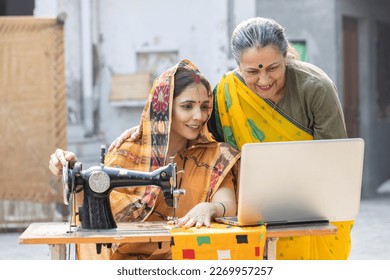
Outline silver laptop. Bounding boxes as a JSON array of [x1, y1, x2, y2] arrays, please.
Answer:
[[216, 138, 365, 226]]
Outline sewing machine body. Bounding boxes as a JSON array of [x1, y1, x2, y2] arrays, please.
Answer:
[[62, 149, 184, 230]]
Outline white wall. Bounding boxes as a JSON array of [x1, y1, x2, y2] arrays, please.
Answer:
[[34, 0, 256, 162], [257, 0, 338, 83]]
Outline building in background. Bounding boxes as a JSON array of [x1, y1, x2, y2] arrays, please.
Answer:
[[29, 0, 390, 197]]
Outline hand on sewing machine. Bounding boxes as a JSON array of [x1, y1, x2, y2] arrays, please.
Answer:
[[49, 148, 77, 176], [108, 125, 140, 152]]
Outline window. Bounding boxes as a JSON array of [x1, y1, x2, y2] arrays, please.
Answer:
[[291, 41, 307, 62]]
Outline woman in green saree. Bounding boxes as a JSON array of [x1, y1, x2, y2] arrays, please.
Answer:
[[207, 17, 351, 260]]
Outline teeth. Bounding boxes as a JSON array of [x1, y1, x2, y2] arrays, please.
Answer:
[[187, 125, 200, 128], [259, 85, 271, 90]]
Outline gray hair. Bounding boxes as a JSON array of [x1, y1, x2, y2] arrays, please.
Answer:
[[231, 17, 291, 65]]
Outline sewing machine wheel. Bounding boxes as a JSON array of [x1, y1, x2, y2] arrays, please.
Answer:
[[62, 161, 72, 205], [88, 171, 110, 193]]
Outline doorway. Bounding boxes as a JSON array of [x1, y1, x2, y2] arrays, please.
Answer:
[[342, 17, 360, 138]]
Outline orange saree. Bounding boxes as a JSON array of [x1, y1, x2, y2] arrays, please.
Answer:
[[77, 60, 240, 260]]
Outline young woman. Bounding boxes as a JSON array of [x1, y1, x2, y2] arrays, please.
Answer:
[[49, 60, 241, 259]]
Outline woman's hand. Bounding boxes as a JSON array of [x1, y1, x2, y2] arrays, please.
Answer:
[[171, 186, 236, 228], [48, 148, 77, 176], [173, 202, 221, 228], [107, 125, 141, 152]]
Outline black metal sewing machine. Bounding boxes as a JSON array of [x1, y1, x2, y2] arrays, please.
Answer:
[[62, 145, 185, 230]]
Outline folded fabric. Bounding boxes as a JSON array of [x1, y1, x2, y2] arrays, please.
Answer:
[[170, 223, 266, 260]]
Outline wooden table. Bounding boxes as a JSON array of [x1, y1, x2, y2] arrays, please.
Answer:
[[19, 221, 337, 260], [264, 222, 337, 259]]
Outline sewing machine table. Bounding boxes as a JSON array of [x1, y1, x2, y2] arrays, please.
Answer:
[[18, 221, 337, 260]]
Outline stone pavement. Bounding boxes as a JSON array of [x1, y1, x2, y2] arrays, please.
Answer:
[[1, 195, 389, 260]]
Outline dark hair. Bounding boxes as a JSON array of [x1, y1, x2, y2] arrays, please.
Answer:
[[173, 67, 211, 98], [231, 17, 296, 65]]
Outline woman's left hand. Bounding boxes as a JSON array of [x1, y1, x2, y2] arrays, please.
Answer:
[[173, 202, 219, 228]]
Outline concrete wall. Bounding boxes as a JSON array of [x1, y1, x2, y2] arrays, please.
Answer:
[[256, 0, 390, 197], [256, 0, 338, 85], [96, 0, 228, 144], [94, 0, 256, 147], [33, 0, 390, 196], [336, 0, 390, 196], [34, 0, 256, 167]]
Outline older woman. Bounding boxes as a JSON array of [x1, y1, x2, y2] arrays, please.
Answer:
[[208, 17, 347, 148], [209, 17, 350, 260]]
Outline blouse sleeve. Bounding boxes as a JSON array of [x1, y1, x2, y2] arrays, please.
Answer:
[[310, 78, 348, 139], [208, 163, 239, 202]]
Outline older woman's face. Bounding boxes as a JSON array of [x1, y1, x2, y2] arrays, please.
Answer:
[[239, 46, 287, 102]]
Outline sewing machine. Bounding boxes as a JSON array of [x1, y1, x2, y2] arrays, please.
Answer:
[[62, 145, 185, 230]]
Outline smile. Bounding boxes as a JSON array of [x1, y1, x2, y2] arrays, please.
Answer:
[[186, 124, 201, 129], [257, 83, 273, 91]]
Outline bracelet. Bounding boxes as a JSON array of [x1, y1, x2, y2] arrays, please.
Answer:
[[218, 202, 226, 217]]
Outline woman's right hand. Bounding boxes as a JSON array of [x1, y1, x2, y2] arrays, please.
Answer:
[[48, 148, 77, 176], [172, 202, 218, 229], [108, 125, 141, 152]]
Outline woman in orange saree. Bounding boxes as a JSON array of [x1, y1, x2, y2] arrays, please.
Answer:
[[49, 60, 256, 259]]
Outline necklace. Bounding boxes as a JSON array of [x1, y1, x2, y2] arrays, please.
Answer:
[[255, 88, 283, 116], [270, 92, 282, 116]]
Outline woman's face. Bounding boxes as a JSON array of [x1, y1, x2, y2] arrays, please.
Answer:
[[170, 84, 210, 147], [239, 46, 287, 102]]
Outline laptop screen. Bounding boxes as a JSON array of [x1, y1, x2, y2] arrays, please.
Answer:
[[236, 138, 365, 226]]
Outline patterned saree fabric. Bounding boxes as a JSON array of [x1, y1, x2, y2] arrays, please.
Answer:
[[77, 60, 242, 260], [216, 71, 313, 150], [216, 71, 353, 260], [171, 223, 266, 260]]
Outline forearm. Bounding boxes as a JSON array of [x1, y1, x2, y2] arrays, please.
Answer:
[[211, 200, 236, 218], [210, 184, 237, 217]]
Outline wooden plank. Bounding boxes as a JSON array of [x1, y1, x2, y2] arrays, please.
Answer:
[[19, 221, 337, 245], [49, 244, 67, 260], [19, 222, 337, 260], [110, 73, 151, 101], [266, 222, 337, 238], [19, 222, 172, 245]]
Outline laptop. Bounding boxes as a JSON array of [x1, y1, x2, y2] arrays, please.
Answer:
[[216, 138, 365, 226]]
